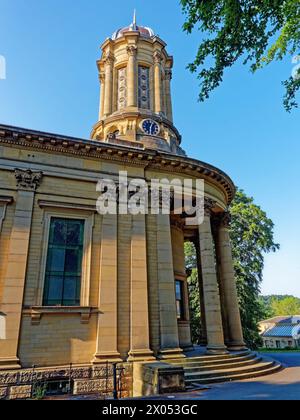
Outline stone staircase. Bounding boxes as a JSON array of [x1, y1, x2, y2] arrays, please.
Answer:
[[167, 350, 282, 388]]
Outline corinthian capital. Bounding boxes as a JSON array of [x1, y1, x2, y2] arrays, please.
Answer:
[[153, 50, 163, 64], [204, 197, 217, 217], [99, 72, 105, 84], [165, 69, 173, 81], [219, 211, 232, 228], [127, 45, 137, 57], [15, 169, 43, 191], [103, 53, 114, 66]]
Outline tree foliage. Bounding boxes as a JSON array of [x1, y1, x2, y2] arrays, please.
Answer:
[[230, 190, 280, 348], [186, 189, 279, 349], [181, 0, 300, 111], [263, 295, 300, 316]]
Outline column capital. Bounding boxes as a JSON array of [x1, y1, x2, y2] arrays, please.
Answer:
[[165, 69, 173, 81], [127, 45, 138, 57], [213, 211, 232, 229], [153, 50, 163, 64], [14, 169, 43, 191], [219, 211, 232, 228], [98, 72, 105, 84], [103, 53, 114, 66], [204, 197, 217, 217]]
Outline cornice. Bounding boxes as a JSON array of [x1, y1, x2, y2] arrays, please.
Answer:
[[0, 124, 236, 205]]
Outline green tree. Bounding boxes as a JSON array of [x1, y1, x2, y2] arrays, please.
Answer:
[[270, 296, 300, 315], [181, 0, 300, 111], [186, 189, 279, 349]]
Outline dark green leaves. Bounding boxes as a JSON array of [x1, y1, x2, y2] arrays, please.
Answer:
[[181, 0, 300, 110]]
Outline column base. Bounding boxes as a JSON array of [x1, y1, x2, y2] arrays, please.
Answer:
[[92, 352, 123, 364], [127, 349, 156, 362], [206, 346, 229, 355], [157, 348, 185, 360], [0, 357, 21, 371], [226, 342, 248, 352]]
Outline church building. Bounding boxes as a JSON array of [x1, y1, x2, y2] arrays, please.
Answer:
[[0, 16, 280, 399]]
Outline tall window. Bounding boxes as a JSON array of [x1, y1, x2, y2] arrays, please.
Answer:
[[175, 280, 185, 320], [43, 218, 85, 306], [117, 67, 127, 110], [138, 66, 150, 109]]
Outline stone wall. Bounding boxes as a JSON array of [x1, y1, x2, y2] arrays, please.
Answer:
[[0, 364, 132, 400]]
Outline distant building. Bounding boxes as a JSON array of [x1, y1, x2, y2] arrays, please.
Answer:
[[259, 316, 300, 349]]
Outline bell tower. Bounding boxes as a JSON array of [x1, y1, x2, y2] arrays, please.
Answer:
[[91, 13, 185, 156]]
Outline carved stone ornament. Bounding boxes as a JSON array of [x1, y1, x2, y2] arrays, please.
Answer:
[[14, 169, 43, 191], [204, 197, 217, 217], [103, 53, 114, 66], [127, 45, 138, 57], [165, 69, 173, 81], [220, 211, 232, 228], [153, 50, 163, 64], [99, 72, 105, 84]]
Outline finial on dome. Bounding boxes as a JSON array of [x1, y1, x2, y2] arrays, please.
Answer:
[[130, 9, 137, 31]]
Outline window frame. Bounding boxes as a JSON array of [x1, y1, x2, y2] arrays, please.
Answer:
[[37, 209, 94, 307], [175, 279, 185, 321]]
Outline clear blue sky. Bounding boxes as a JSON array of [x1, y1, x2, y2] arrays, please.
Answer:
[[0, 0, 299, 297]]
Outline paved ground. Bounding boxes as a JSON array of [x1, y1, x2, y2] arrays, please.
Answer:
[[150, 353, 300, 401]]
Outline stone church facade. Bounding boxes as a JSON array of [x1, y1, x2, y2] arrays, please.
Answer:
[[0, 18, 279, 399]]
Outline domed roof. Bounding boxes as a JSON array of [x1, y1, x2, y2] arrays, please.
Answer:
[[111, 11, 155, 40]]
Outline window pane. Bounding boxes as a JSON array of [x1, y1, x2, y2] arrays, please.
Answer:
[[46, 248, 65, 272], [46, 276, 63, 305], [176, 281, 182, 300], [67, 221, 83, 246], [63, 276, 78, 304], [51, 219, 67, 245], [65, 249, 82, 273]]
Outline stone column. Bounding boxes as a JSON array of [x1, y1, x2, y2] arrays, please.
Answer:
[[127, 45, 137, 108], [0, 169, 42, 370], [165, 69, 173, 122], [216, 212, 246, 350], [128, 214, 155, 361], [198, 199, 227, 355], [98, 72, 105, 120], [103, 54, 114, 117], [93, 214, 122, 363], [157, 214, 183, 359], [153, 51, 163, 115], [170, 221, 193, 351], [195, 238, 207, 346]]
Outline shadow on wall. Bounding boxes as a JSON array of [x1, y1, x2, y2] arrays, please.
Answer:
[[0, 312, 6, 340]]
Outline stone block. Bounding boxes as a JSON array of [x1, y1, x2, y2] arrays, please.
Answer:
[[9, 385, 32, 400]]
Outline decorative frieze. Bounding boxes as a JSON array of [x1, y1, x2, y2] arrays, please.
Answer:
[[14, 169, 43, 191]]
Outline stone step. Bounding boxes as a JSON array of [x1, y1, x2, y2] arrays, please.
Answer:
[[182, 356, 263, 373], [167, 350, 252, 365], [170, 353, 257, 368], [185, 362, 282, 385], [184, 359, 278, 383]]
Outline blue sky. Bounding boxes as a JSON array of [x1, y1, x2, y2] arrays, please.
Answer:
[[0, 0, 299, 297]]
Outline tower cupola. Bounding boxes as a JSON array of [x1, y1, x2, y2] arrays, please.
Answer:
[[91, 13, 185, 156]]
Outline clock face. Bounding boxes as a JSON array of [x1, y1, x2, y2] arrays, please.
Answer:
[[141, 119, 160, 136]]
